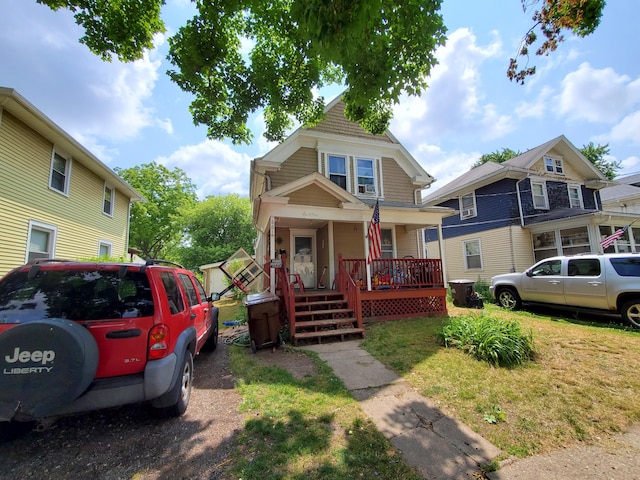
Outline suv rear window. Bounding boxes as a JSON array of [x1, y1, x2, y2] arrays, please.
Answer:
[[0, 268, 154, 324], [610, 257, 640, 277]]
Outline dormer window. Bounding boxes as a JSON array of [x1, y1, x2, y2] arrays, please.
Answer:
[[356, 158, 376, 195], [544, 156, 564, 175], [459, 192, 476, 219], [328, 154, 347, 189]]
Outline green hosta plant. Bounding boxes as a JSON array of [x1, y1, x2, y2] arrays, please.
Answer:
[[439, 313, 535, 367]]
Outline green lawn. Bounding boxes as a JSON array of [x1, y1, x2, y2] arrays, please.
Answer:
[[216, 297, 640, 478]]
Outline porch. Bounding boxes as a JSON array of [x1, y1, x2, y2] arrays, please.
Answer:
[[275, 256, 447, 344]]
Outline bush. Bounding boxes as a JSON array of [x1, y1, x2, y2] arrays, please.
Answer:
[[439, 313, 534, 367]]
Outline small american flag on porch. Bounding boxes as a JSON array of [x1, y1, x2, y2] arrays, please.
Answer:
[[600, 225, 629, 250], [367, 201, 381, 264]]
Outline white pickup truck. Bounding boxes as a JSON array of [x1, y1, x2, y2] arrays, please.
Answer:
[[489, 253, 640, 328]]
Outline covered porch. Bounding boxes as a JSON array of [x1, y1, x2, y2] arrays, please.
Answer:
[[272, 254, 447, 344]]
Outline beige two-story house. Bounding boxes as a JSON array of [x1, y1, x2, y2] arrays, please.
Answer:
[[251, 96, 453, 290], [0, 87, 144, 276]]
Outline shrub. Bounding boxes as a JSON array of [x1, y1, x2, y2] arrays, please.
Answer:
[[439, 313, 534, 367]]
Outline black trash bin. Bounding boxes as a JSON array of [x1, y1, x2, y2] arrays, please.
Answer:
[[448, 279, 483, 308], [243, 292, 282, 353]]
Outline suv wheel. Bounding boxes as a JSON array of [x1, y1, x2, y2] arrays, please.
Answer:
[[621, 300, 640, 328], [153, 351, 193, 418], [497, 288, 521, 310], [0, 318, 99, 420]]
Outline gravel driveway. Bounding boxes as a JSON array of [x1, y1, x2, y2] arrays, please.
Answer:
[[0, 342, 245, 480]]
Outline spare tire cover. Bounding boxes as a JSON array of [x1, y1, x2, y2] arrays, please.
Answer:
[[0, 318, 99, 420]]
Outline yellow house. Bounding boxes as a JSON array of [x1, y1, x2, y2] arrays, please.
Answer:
[[250, 96, 455, 343], [0, 87, 144, 277]]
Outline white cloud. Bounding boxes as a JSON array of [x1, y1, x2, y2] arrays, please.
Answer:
[[0, 1, 168, 146], [557, 62, 640, 123], [156, 140, 253, 198], [608, 110, 640, 146], [413, 143, 480, 194], [391, 28, 504, 148], [515, 86, 554, 119]]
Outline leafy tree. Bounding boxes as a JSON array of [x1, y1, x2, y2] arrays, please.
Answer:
[[580, 142, 620, 180], [37, 0, 165, 62], [115, 162, 197, 260], [177, 194, 256, 272], [508, 0, 606, 84], [38, 1, 605, 140], [472, 148, 522, 168]]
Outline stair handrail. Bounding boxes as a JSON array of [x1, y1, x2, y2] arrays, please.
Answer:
[[337, 255, 363, 329]]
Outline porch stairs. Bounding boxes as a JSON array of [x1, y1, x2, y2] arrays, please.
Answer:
[[291, 290, 364, 345]]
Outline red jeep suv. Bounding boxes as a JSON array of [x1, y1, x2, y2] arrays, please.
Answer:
[[0, 259, 219, 436]]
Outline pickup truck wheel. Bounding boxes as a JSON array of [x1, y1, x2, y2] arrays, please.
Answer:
[[621, 300, 640, 328], [497, 288, 521, 310], [153, 351, 193, 418]]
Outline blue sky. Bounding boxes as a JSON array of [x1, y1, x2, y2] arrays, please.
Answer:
[[1, 0, 639, 198]]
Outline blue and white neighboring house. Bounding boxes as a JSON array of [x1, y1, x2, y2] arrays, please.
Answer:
[[422, 135, 639, 283]]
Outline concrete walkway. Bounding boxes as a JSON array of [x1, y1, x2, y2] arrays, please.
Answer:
[[301, 340, 501, 479]]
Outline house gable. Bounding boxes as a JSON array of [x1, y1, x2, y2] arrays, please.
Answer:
[[252, 96, 435, 205]]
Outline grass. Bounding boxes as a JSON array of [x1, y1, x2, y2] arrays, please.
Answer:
[[216, 299, 422, 480], [217, 297, 640, 471], [362, 303, 640, 457]]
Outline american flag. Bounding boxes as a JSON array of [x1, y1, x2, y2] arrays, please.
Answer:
[[367, 201, 381, 264], [600, 225, 628, 250]]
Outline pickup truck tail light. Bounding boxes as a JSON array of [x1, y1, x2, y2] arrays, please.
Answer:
[[148, 324, 170, 359]]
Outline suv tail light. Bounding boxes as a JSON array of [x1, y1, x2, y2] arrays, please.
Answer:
[[148, 324, 170, 359]]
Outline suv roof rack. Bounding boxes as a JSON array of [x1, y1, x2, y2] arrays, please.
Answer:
[[144, 259, 185, 268]]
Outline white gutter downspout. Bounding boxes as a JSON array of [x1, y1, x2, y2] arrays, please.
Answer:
[[515, 177, 527, 227]]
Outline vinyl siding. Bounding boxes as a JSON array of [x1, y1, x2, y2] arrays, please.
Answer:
[[394, 226, 420, 258], [288, 184, 342, 208], [442, 226, 534, 283], [0, 111, 129, 276], [333, 222, 365, 260], [530, 149, 583, 182], [269, 147, 316, 189], [381, 157, 417, 204]]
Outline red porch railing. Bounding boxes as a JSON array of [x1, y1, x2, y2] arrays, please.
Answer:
[[337, 255, 447, 321], [339, 257, 444, 289], [336, 256, 363, 329]]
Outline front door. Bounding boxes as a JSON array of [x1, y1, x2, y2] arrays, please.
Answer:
[[291, 230, 316, 289]]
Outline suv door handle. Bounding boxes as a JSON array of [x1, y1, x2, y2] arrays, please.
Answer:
[[203, 308, 209, 313], [548, 280, 560, 284], [190, 313, 197, 320], [588, 281, 602, 286]]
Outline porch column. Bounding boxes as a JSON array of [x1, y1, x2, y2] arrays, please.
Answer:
[[364, 220, 372, 291], [270, 216, 276, 293], [438, 223, 448, 284], [328, 221, 335, 288]]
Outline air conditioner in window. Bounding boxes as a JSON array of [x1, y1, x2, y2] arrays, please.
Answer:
[[462, 208, 475, 218], [364, 184, 376, 193]]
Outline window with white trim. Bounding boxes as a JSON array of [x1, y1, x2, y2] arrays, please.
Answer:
[[463, 239, 482, 269], [328, 154, 347, 189], [356, 158, 376, 195], [50, 152, 71, 194], [459, 192, 476, 219], [531, 181, 548, 209], [98, 241, 112, 258], [103, 184, 114, 216], [27, 221, 57, 263], [567, 185, 583, 209], [544, 156, 564, 175]]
